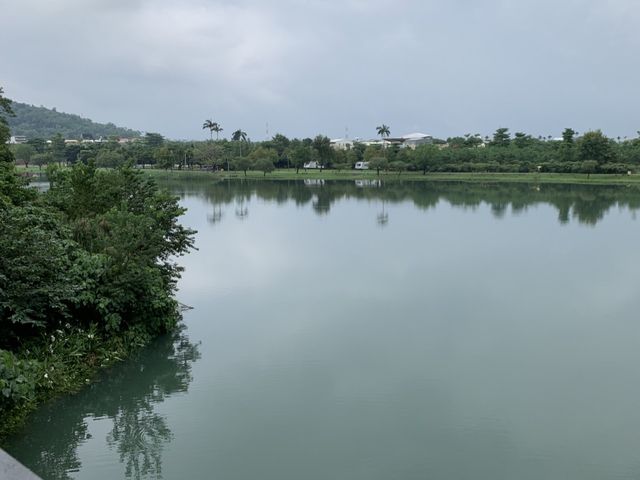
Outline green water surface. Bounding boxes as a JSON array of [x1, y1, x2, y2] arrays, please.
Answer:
[[6, 179, 640, 480]]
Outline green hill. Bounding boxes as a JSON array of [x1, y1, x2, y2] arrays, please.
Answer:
[[7, 102, 141, 140]]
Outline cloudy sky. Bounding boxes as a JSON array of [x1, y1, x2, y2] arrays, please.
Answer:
[[2, 0, 639, 140]]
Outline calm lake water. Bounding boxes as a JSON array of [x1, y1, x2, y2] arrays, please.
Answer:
[[6, 178, 640, 480]]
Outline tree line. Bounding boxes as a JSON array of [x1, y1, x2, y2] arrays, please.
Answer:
[[12, 124, 640, 176]]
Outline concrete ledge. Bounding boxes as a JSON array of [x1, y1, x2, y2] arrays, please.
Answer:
[[0, 448, 42, 480]]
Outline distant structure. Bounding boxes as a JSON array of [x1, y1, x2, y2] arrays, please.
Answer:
[[399, 132, 434, 149], [330, 138, 354, 150], [9, 135, 27, 144], [330, 132, 432, 150]]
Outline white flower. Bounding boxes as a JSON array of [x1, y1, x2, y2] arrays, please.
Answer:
[[44, 373, 49, 379]]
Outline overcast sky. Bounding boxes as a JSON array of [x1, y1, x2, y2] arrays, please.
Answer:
[[2, 0, 639, 140]]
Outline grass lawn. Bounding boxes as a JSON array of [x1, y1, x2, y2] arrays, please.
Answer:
[[140, 167, 640, 185], [16, 164, 640, 185]]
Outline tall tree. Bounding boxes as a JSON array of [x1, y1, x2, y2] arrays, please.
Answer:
[[144, 132, 164, 148], [562, 128, 576, 144], [254, 157, 275, 176], [13, 144, 35, 168], [312, 135, 333, 171], [289, 145, 311, 174], [413, 144, 439, 174], [231, 129, 247, 142], [32, 152, 53, 170], [376, 124, 390, 141], [27, 138, 46, 153], [194, 142, 224, 169], [233, 156, 252, 176], [577, 130, 615, 164], [248, 146, 277, 166], [231, 129, 248, 155], [271, 133, 290, 167], [368, 156, 388, 175], [212, 123, 223, 140], [153, 146, 176, 170], [0, 87, 12, 120], [513, 132, 533, 148], [559, 128, 577, 162], [50, 133, 66, 164], [202, 119, 220, 141], [491, 128, 511, 147], [0, 87, 14, 163]]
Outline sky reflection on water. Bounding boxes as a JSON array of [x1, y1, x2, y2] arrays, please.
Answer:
[[6, 179, 640, 480]]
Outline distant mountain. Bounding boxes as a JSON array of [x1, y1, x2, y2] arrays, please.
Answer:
[[7, 102, 141, 140]]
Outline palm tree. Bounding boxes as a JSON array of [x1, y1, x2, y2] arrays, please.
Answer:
[[376, 124, 390, 141], [213, 124, 223, 141], [232, 129, 248, 155], [376, 124, 390, 153], [202, 119, 218, 141], [231, 129, 247, 142]]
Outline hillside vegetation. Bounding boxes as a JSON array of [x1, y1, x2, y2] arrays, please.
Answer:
[[7, 102, 141, 140], [0, 88, 194, 440]]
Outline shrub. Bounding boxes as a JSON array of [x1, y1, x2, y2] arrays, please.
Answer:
[[0, 349, 39, 410]]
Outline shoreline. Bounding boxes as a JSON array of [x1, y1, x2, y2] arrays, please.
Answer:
[[0, 325, 159, 444], [18, 166, 640, 186], [139, 168, 640, 186]]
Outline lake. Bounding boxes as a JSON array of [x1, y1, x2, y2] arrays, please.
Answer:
[[5, 178, 640, 480]]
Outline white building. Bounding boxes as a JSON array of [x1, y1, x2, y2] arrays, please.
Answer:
[[330, 138, 354, 150], [9, 135, 27, 144], [401, 132, 433, 149], [358, 133, 433, 149]]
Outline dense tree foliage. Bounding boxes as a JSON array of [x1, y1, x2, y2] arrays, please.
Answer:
[[0, 89, 195, 425], [0, 88, 15, 164], [7, 102, 140, 140], [7, 98, 640, 176], [57, 126, 635, 176]]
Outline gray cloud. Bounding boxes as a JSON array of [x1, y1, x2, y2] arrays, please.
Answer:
[[2, 0, 639, 140]]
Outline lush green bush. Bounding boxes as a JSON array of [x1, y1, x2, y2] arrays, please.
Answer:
[[0, 350, 39, 410], [44, 163, 196, 333], [1, 88, 195, 430], [1, 159, 195, 425], [0, 205, 77, 345]]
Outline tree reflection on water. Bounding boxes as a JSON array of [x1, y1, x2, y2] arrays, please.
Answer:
[[163, 177, 640, 226], [6, 324, 200, 480]]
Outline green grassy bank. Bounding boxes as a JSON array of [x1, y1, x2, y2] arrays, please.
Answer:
[[19, 165, 640, 185], [140, 167, 640, 186]]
